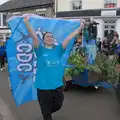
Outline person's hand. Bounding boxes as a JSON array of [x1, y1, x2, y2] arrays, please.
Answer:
[[81, 19, 85, 24], [80, 22, 84, 29], [24, 17, 29, 22], [80, 19, 84, 30], [80, 19, 85, 28], [23, 15, 30, 23]]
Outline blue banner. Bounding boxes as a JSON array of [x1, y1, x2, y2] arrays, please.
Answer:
[[6, 15, 80, 106]]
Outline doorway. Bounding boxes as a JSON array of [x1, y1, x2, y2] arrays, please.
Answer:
[[104, 19, 116, 38]]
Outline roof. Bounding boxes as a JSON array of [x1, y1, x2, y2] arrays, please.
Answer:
[[0, 0, 53, 12]]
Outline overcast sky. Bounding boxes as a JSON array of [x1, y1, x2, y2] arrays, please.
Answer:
[[0, 0, 9, 5]]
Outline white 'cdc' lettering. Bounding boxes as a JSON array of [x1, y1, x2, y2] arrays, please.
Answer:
[[16, 43, 33, 72]]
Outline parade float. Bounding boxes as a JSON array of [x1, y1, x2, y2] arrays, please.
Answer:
[[61, 19, 120, 103], [64, 20, 120, 93]]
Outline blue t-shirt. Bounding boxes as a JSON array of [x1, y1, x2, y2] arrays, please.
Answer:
[[34, 44, 65, 90], [0, 46, 5, 56]]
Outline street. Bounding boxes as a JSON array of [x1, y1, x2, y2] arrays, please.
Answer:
[[0, 70, 120, 120]]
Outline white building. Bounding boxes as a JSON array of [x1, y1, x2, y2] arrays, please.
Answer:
[[56, 0, 120, 40], [0, 13, 11, 41], [56, 0, 104, 11], [0, 0, 54, 41]]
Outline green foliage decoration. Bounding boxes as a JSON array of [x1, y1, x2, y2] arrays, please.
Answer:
[[65, 48, 101, 77], [95, 53, 120, 85], [65, 48, 120, 85]]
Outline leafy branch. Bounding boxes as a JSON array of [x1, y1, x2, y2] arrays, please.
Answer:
[[65, 49, 101, 77]]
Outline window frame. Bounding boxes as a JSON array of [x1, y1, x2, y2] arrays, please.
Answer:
[[12, 12, 21, 16], [104, 0, 117, 8], [0, 14, 1, 27], [71, 0, 82, 11], [36, 9, 46, 16], [3, 13, 7, 27]]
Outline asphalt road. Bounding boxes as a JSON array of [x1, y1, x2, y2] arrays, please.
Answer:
[[0, 70, 120, 120]]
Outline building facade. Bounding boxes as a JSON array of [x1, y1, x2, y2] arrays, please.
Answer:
[[56, 0, 120, 40], [0, 0, 54, 41], [0, 13, 10, 41]]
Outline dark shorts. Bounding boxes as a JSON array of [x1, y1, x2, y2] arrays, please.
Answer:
[[37, 86, 64, 120]]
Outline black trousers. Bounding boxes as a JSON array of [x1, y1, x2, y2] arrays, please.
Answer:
[[0, 56, 5, 68], [37, 86, 64, 120]]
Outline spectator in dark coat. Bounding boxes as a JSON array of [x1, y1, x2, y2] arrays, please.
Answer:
[[0, 42, 5, 71]]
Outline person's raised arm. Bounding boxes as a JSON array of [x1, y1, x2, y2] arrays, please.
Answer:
[[24, 17, 40, 48], [62, 22, 84, 49]]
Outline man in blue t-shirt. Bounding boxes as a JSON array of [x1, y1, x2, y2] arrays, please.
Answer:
[[24, 16, 84, 120]]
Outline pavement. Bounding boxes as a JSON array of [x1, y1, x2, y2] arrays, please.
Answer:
[[0, 69, 21, 120], [1, 69, 120, 120], [0, 95, 18, 120]]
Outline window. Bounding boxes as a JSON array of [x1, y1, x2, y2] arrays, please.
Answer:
[[36, 9, 46, 17], [105, 25, 108, 28], [0, 35, 3, 40], [104, 0, 117, 8], [71, 0, 82, 10], [3, 14, 7, 26], [36, 12, 45, 17], [12, 12, 21, 16], [0, 14, 1, 26], [104, 19, 116, 37], [6, 33, 11, 39], [111, 25, 115, 29]]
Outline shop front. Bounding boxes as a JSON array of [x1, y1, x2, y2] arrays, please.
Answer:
[[56, 8, 120, 41], [0, 29, 11, 41]]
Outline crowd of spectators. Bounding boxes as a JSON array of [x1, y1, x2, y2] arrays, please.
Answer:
[[97, 31, 120, 62]]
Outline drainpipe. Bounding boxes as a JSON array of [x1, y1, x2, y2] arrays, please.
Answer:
[[56, 0, 58, 13], [54, 0, 58, 17]]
